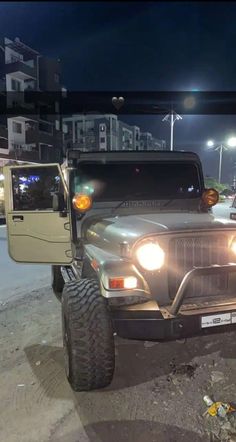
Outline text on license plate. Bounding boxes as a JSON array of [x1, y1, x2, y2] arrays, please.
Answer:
[[201, 312, 236, 328]]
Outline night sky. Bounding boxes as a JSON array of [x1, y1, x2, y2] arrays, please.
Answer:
[[1, 1, 236, 182]]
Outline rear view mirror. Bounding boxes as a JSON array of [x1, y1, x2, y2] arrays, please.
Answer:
[[53, 192, 65, 212]]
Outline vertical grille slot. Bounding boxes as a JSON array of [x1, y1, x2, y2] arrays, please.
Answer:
[[168, 236, 229, 299]]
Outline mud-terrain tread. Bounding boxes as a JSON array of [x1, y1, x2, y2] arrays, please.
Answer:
[[62, 279, 115, 391]]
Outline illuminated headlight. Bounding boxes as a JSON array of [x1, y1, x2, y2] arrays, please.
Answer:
[[230, 238, 236, 255], [136, 242, 165, 271]]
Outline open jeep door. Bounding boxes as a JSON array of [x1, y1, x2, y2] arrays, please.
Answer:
[[3, 163, 73, 264]]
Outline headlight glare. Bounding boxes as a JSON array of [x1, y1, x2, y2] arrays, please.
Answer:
[[136, 242, 165, 271]]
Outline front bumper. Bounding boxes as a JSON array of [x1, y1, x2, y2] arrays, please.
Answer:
[[112, 264, 236, 340], [112, 302, 236, 340]]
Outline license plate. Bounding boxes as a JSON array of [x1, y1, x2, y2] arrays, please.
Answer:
[[201, 313, 231, 328]]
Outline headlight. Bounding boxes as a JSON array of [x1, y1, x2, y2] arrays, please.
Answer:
[[136, 242, 165, 271]]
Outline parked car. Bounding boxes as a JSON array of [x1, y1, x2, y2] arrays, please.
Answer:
[[230, 195, 236, 220], [3, 150, 236, 391]]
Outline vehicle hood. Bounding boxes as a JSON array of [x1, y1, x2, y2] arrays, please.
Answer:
[[84, 212, 236, 254]]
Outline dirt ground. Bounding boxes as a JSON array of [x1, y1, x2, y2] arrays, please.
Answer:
[[1, 288, 236, 442]]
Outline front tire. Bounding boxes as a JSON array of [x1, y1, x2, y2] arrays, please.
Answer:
[[62, 279, 115, 391]]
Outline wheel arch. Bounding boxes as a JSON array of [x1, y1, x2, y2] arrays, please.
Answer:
[[81, 256, 99, 281]]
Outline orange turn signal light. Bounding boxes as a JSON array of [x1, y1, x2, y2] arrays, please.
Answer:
[[201, 188, 219, 207], [109, 277, 138, 290], [72, 193, 92, 212], [109, 278, 125, 290]]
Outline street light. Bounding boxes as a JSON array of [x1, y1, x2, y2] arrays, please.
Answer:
[[206, 138, 236, 183], [162, 94, 197, 151], [162, 110, 182, 151], [228, 137, 236, 147], [207, 140, 214, 147]]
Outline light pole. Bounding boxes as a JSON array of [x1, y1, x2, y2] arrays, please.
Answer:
[[162, 109, 182, 151], [207, 137, 236, 183]]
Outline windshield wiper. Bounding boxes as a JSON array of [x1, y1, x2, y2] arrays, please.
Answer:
[[112, 192, 147, 214]]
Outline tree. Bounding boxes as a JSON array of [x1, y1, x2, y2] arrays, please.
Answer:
[[204, 176, 230, 193]]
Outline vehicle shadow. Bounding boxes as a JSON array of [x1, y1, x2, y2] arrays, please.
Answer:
[[50, 419, 209, 442], [24, 334, 234, 441], [25, 329, 236, 394], [24, 343, 73, 400]]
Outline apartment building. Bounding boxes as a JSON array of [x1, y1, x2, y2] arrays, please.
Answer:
[[140, 132, 166, 150], [63, 114, 119, 152], [63, 114, 165, 154], [0, 37, 64, 165]]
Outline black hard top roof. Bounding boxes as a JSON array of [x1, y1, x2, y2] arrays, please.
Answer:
[[67, 149, 201, 164]]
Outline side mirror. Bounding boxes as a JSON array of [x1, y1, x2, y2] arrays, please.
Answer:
[[52, 192, 65, 212]]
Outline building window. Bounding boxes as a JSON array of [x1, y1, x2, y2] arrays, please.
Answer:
[[54, 73, 60, 83], [100, 137, 106, 143], [55, 120, 60, 131], [11, 78, 21, 91], [12, 121, 22, 133], [63, 124, 68, 134]]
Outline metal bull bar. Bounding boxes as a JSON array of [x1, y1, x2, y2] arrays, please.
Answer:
[[168, 264, 236, 316]]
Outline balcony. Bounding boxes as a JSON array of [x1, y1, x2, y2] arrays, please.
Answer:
[[0, 138, 8, 150], [25, 127, 38, 144], [9, 144, 40, 162], [40, 146, 61, 163], [5, 60, 36, 80], [39, 120, 53, 135], [0, 125, 7, 141], [21, 149, 40, 162]]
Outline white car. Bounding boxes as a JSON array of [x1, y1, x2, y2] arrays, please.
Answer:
[[230, 195, 236, 220]]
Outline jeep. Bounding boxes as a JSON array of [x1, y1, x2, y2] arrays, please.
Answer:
[[4, 150, 236, 391]]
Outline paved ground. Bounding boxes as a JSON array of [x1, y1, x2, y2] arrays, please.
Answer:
[[2, 287, 236, 442], [213, 200, 233, 218], [0, 225, 50, 303]]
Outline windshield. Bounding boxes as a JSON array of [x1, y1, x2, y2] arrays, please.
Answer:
[[73, 161, 202, 202]]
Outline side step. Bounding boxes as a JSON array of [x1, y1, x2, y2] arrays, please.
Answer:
[[61, 266, 76, 283]]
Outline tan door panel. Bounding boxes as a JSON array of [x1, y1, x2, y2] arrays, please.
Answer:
[[4, 164, 73, 265]]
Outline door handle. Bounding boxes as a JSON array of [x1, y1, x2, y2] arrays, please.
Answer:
[[12, 215, 24, 222]]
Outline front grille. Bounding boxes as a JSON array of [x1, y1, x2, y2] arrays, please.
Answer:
[[168, 235, 229, 299]]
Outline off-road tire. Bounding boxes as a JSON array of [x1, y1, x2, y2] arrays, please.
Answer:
[[51, 265, 65, 301], [61, 279, 115, 391]]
